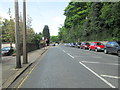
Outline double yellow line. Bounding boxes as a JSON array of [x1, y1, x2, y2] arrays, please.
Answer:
[[13, 64, 37, 89]]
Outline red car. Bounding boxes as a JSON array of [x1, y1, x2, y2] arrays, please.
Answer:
[[89, 42, 105, 52], [80, 42, 90, 49]]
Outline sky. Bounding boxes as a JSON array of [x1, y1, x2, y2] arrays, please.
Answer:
[[0, 0, 69, 36]]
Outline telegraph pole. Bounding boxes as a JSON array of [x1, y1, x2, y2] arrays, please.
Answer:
[[14, 0, 21, 68], [23, 0, 28, 64], [0, 23, 1, 63]]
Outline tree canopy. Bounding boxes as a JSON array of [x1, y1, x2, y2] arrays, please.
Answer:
[[42, 25, 50, 41], [58, 2, 120, 43]]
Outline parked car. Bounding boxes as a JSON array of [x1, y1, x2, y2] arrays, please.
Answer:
[[89, 42, 105, 52], [2, 47, 14, 56], [76, 42, 81, 48], [104, 41, 120, 56], [80, 42, 90, 49], [71, 43, 76, 47]]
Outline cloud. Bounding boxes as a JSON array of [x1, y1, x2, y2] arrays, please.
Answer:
[[0, 11, 10, 20], [54, 16, 65, 25], [0, 5, 8, 19]]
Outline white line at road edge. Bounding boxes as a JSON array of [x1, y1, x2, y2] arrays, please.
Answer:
[[79, 62, 116, 88], [101, 75, 120, 79], [81, 61, 120, 66], [67, 53, 74, 59]]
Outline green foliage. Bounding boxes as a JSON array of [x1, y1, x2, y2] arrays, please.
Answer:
[[32, 33, 42, 44], [50, 36, 59, 42], [2, 19, 15, 43], [58, 2, 120, 42], [1, 8, 41, 44], [42, 25, 50, 41]]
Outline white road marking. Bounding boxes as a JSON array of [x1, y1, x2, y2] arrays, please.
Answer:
[[79, 62, 116, 88], [67, 53, 74, 59], [63, 50, 66, 53], [59, 47, 74, 59], [74, 56, 102, 58], [81, 61, 119, 66], [101, 75, 120, 79]]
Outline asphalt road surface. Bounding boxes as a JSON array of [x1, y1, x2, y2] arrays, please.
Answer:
[[9, 44, 119, 88]]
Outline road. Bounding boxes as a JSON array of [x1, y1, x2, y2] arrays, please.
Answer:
[[9, 44, 119, 88]]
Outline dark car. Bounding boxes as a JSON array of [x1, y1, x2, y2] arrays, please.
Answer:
[[2, 47, 14, 56], [104, 41, 120, 56], [89, 42, 105, 52], [80, 42, 90, 49]]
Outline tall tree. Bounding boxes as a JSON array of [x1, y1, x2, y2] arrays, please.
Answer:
[[42, 25, 50, 43]]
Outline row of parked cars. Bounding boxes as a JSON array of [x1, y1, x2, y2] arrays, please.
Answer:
[[64, 41, 120, 57]]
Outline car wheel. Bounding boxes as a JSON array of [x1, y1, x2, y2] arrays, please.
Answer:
[[117, 51, 120, 57], [95, 48, 98, 52], [104, 49, 108, 54], [89, 48, 91, 51]]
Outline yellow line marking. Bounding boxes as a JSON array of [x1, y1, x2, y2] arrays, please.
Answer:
[[17, 75, 29, 88], [13, 77, 24, 88], [13, 71, 30, 88], [17, 64, 37, 88]]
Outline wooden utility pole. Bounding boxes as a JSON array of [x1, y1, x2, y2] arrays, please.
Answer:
[[14, 0, 21, 68], [23, 0, 28, 64], [0, 25, 1, 63]]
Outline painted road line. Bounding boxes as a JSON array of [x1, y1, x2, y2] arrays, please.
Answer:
[[67, 53, 74, 59], [17, 64, 37, 88], [81, 61, 120, 66], [13, 71, 30, 88], [79, 62, 116, 88], [101, 75, 120, 79], [63, 50, 66, 53]]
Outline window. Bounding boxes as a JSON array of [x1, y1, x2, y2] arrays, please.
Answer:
[[96, 43, 103, 45]]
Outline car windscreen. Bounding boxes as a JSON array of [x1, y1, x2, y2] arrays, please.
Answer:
[[117, 42, 120, 45], [96, 43, 103, 45], [2, 47, 10, 51]]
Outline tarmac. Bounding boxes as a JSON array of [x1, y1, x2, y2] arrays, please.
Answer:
[[1, 46, 49, 89]]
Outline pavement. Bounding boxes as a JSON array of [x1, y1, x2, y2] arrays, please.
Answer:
[[1, 46, 49, 89]]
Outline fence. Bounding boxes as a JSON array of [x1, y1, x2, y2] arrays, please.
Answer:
[[2, 43, 43, 55]]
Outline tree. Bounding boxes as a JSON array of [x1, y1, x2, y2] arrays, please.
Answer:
[[42, 25, 50, 44], [50, 36, 59, 43], [59, 2, 120, 42]]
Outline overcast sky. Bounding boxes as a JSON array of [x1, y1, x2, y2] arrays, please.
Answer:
[[0, 0, 69, 36]]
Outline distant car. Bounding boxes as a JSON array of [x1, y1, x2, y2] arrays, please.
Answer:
[[76, 43, 81, 48], [104, 41, 120, 56], [71, 43, 76, 47], [89, 42, 105, 52], [2, 47, 14, 56], [80, 42, 90, 49]]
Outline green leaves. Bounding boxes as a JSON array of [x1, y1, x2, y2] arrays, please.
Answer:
[[42, 25, 50, 43], [58, 2, 120, 42]]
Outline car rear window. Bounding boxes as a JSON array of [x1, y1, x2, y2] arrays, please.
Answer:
[[86, 43, 90, 45], [96, 43, 103, 45]]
